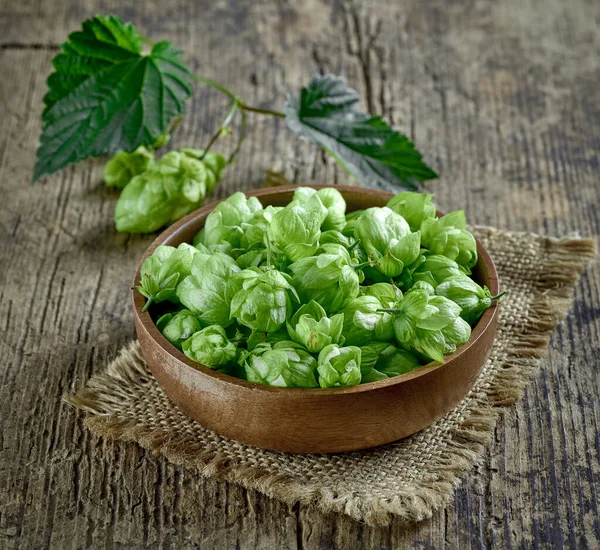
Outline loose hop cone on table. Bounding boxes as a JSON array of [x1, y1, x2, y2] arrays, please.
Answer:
[[131, 186, 500, 453]]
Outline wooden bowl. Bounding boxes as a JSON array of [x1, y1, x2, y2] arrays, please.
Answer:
[[133, 185, 500, 453]]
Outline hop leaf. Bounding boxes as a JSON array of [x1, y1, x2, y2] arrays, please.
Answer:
[[34, 15, 193, 181], [342, 209, 365, 238], [285, 75, 438, 191]]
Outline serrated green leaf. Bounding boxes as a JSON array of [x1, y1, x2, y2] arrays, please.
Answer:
[[34, 15, 192, 182], [285, 74, 438, 191]]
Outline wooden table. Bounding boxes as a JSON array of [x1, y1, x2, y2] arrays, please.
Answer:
[[1, 1, 598, 548]]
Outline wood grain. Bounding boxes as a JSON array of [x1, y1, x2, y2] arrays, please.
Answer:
[[0, 0, 598, 548]]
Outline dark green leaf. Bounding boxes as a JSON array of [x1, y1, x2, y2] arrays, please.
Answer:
[[34, 15, 192, 182], [285, 74, 438, 191]]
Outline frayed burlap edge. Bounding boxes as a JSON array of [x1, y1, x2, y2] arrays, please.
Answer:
[[65, 230, 596, 526]]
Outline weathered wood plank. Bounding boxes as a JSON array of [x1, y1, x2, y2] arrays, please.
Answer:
[[0, 0, 598, 548]]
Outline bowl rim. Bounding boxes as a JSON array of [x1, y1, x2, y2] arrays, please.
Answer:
[[132, 184, 500, 396]]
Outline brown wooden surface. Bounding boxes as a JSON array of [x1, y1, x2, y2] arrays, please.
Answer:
[[0, 0, 598, 548]]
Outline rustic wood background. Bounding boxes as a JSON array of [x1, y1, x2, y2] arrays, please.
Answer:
[[1, 0, 598, 548]]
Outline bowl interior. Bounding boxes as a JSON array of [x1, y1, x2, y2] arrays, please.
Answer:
[[133, 185, 500, 395]]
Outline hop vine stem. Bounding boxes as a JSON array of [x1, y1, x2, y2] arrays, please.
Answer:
[[353, 261, 376, 270], [141, 296, 154, 313], [191, 75, 285, 117], [228, 108, 248, 165], [192, 74, 285, 164], [240, 105, 286, 117], [347, 239, 361, 253], [200, 97, 239, 159]]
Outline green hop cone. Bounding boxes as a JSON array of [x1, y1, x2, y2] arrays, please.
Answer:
[[152, 132, 171, 149], [179, 149, 226, 194], [386, 191, 436, 232], [192, 241, 212, 255], [354, 207, 421, 279], [240, 205, 282, 250], [435, 275, 502, 325], [182, 325, 237, 368], [339, 296, 394, 346], [268, 192, 328, 261], [230, 268, 299, 332], [198, 191, 263, 252], [420, 211, 478, 269], [246, 328, 291, 353], [244, 341, 318, 387], [115, 149, 226, 233], [359, 342, 422, 382], [317, 344, 362, 388], [192, 228, 231, 254], [319, 230, 355, 248], [156, 309, 203, 350], [391, 289, 463, 363], [407, 280, 436, 295], [342, 209, 365, 238], [288, 243, 360, 313], [176, 251, 241, 326], [359, 282, 403, 307], [201, 152, 226, 194], [349, 239, 369, 266], [286, 300, 345, 353], [440, 316, 472, 354], [293, 187, 347, 232], [104, 146, 154, 189], [236, 249, 269, 269], [137, 243, 202, 311], [393, 253, 425, 290], [410, 254, 466, 289]]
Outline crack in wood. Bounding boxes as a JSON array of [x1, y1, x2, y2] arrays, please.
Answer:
[[1, 42, 60, 51], [343, 4, 383, 115]]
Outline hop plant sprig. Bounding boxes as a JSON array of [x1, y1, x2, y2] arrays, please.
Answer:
[[34, 15, 438, 238]]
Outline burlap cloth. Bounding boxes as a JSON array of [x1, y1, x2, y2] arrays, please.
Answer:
[[67, 227, 596, 526]]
